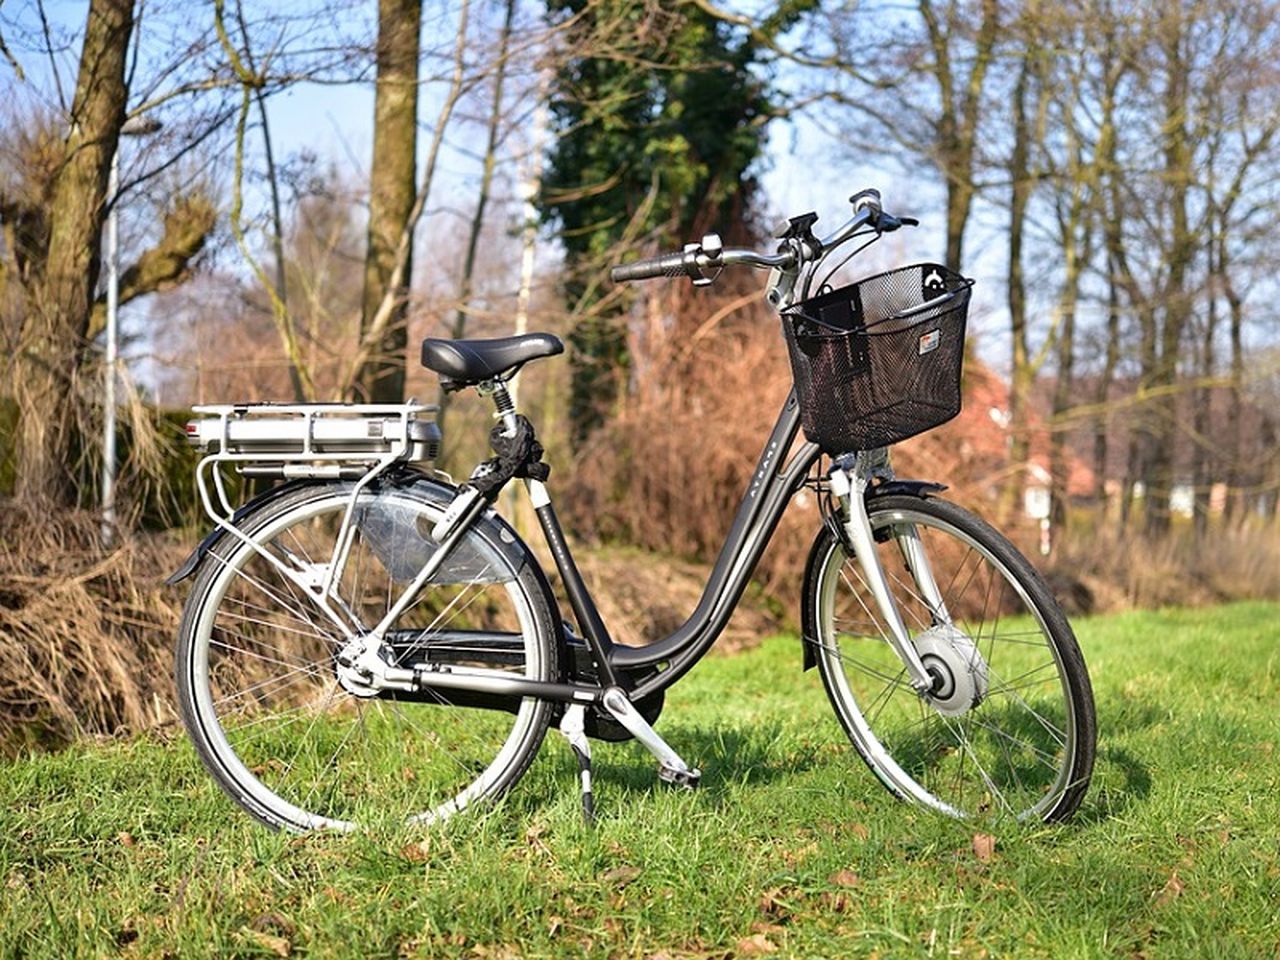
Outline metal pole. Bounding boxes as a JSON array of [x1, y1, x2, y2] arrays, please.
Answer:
[[101, 147, 120, 545], [510, 84, 549, 412], [100, 117, 162, 546], [507, 87, 548, 532]]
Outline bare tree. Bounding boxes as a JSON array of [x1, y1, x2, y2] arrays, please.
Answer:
[[2, 0, 208, 505], [437, 0, 518, 449], [356, 0, 422, 403]]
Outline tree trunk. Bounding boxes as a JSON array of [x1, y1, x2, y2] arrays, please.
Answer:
[[1091, 19, 1122, 512], [13, 0, 134, 504], [357, 0, 421, 403], [1145, 14, 1193, 536], [921, 0, 998, 273], [1049, 184, 1084, 543], [1002, 54, 1033, 524], [1191, 230, 1218, 540], [1224, 263, 1244, 524], [1094, 247, 1121, 505]]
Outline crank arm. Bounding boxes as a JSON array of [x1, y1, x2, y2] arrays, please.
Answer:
[[601, 687, 700, 787]]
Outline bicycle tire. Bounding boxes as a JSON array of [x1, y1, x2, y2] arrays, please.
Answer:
[[176, 479, 559, 832], [803, 494, 1095, 822]]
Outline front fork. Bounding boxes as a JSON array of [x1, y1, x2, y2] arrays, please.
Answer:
[[828, 453, 945, 695]]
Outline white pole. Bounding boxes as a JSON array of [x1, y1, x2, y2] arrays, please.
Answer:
[[505, 87, 549, 530], [101, 147, 120, 546], [510, 90, 548, 411], [100, 117, 162, 545]]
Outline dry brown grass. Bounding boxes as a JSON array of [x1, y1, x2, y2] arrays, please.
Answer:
[[561, 279, 818, 600], [574, 545, 782, 653], [0, 504, 184, 754], [1047, 521, 1280, 614], [0, 456, 1275, 757]]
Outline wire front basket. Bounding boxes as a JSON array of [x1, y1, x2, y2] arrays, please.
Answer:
[[782, 263, 973, 454]]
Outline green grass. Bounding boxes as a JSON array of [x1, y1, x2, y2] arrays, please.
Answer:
[[3, 602, 1279, 958]]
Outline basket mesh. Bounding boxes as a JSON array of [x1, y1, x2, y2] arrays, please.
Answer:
[[782, 263, 971, 453]]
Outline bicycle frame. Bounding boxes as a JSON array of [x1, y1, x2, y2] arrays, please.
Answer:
[[533, 390, 821, 703]]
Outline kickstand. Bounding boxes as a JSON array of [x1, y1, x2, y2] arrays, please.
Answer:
[[558, 705, 596, 826]]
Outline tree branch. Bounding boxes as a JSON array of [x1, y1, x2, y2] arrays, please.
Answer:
[[85, 193, 217, 341]]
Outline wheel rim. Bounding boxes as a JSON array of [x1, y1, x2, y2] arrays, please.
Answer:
[[816, 506, 1079, 820], [184, 489, 546, 831]]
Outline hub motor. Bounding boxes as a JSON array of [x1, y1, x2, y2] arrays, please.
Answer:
[[913, 623, 989, 717]]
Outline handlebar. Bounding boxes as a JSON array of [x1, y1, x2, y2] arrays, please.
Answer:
[[610, 250, 698, 283], [611, 188, 916, 286], [608, 245, 793, 285]]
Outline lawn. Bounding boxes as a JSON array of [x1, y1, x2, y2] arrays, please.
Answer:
[[2, 602, 1278, 958]]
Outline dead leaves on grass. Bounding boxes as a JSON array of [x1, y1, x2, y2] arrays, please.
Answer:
[[971, 833, 996, 863], [734, 931, 779, 955], [238, 926, 291, 957], [1153, 870, 1184, 907], [601, 865, 642, 888]]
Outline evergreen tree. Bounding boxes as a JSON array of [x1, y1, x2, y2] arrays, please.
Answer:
[[541, 0, 799, 445]]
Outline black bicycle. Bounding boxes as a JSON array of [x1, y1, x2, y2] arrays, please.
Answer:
[[171, 189, 1096, 831]]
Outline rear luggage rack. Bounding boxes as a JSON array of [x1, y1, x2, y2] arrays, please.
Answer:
[[185, 402, 441, 465], [187, 403, 443, 560]]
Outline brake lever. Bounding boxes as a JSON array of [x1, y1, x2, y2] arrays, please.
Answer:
[[877, 214, 919, 233]]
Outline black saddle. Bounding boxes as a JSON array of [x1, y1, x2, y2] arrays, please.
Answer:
[[421, 333, 564, 386]]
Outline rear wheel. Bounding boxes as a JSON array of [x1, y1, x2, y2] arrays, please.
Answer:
[[176, 480, 558, 832], [806, 494, 1095, 822]]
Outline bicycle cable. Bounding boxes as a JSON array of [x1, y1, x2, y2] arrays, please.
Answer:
[[802, 229, 881, 302]]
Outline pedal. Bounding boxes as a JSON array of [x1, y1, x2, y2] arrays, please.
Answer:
[[658, 762, 701, 790], [558, 704, 596, 826]]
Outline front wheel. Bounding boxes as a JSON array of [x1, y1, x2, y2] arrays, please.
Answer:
[[804, 494, 1095, 822]]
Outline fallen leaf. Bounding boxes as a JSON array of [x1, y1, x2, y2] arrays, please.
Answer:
[[1154, 871, 1184, 906], [780, 841, 818, 867], [400, 840, 431, 863], [736, 933, 778, 955], [602, 865, 641, 888], [749, 922, 785, 936], [758, 887, 796, 921], [239, 927, 291, 957], [821, 891, 853, 913], [250, 913, 297, 937], [828, 869, 860, 888], [850, 823, 870, 841], [972, 833, 996, 863], [117, 832, 136, 848]]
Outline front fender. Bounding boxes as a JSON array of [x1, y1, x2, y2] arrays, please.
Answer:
[[799, 478, 947, 671]]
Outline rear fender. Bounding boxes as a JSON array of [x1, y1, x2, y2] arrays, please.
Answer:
[[166, 471, 566, 657], [165, 477, 319, 585]]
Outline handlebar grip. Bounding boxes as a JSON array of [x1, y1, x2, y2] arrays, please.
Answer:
[[610, 250, 692, 283]]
